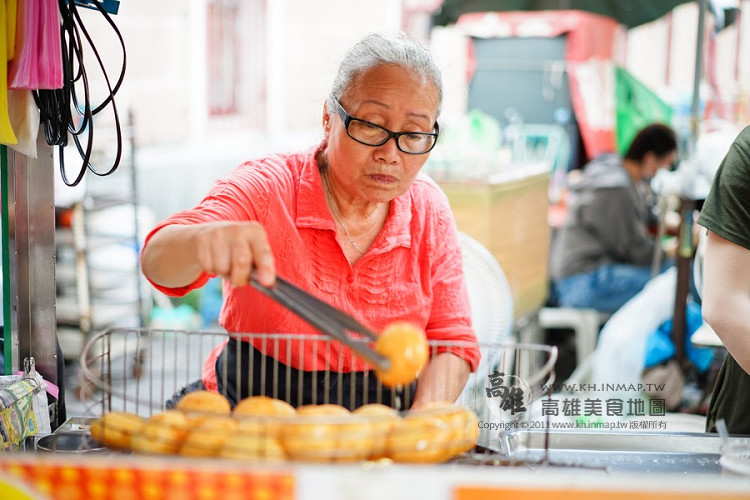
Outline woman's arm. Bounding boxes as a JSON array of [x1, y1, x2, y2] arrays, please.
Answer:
[[411, 353, 471, 409], [701, 231, 750, 373], [141, 221, 276, 289]]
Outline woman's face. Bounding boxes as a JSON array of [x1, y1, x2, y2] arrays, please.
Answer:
[[323, 64, 440, 204]]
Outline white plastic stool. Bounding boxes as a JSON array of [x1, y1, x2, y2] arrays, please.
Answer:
[[537, 307, 611, 366]]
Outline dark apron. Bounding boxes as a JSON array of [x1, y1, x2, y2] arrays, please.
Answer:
[[215, 337, 416, 411]]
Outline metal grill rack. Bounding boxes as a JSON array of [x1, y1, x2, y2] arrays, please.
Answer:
[[78, 328, 557, 457]]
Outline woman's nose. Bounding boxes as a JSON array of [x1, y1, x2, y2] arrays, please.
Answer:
[[374, 136, 401, 163]]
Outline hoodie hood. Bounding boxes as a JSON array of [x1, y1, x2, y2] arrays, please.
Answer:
[[569, 153, 632, 193]]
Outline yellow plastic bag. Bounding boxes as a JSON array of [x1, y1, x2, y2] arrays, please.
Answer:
[[5, 0, 15, 59], [1, 0, 19, 145]]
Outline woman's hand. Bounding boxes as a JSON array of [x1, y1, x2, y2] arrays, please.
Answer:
[[141, 221, 276, 289], [193, 221, 276, 288]]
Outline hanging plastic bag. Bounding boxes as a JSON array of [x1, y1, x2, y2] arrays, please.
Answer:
[[0, 367, 52, 450], [591, 267, 677, 388], [8, 0, 63, 90], [5, 0, 16, 59], [1, 0, 19, 144], [7, 0, 34, 89], [7, 89, 39, 157], [36, 0, 62, 88], [643, 301, 714, 373]]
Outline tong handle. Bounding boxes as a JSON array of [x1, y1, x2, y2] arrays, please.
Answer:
[[274, 277, 378, 340], [250, 276, 390, 371]]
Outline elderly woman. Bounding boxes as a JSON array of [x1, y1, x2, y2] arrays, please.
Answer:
[[141, 33, 480, 410]]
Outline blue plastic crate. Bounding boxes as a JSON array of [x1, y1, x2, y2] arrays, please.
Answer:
[[72, 0, 120, 15]]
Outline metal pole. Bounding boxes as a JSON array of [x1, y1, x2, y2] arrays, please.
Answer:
[[12, 134, 58, 396], [670, 0, 707, 368], [689, 0, 707, 155], [128, 110, 145, 327], [1, 145, 13, 375], [671, 198, 696, 367]]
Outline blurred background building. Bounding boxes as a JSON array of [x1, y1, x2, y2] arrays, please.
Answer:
[[71, 0, 748, 220]]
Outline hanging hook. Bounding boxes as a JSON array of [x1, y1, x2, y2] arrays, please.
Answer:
[[23, 357, 37, 378]]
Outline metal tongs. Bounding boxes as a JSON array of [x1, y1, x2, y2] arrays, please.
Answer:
[[250, 275, 391, 371]]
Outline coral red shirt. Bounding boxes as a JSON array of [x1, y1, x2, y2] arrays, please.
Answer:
[[143, 143, 480, 390]]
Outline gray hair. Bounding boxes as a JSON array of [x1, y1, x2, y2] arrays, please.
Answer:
[[326, 32, 443, 119]]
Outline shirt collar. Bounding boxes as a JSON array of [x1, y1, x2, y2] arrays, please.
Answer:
[[295, 142, 412, 251], [295, 143, 333, 231]]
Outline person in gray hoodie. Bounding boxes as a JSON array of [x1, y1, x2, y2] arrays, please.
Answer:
[[549, 123, 678, 312]]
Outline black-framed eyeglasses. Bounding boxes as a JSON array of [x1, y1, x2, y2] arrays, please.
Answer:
[[333, 97, 439, 155]]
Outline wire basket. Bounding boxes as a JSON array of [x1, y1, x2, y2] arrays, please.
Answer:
[[78, 328, 557, 462]]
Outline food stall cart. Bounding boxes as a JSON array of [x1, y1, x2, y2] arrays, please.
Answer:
[[2, 2, 750, 499], [2, 438, 750, 499], [3, 327, 750, 499]]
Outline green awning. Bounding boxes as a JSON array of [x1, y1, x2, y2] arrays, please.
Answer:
[[433, 0, 733, 29]]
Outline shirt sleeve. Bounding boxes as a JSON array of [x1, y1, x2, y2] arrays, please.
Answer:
[[424, 195, 481, 372], [698, 127, 750, 251], [142, 221, 213, 297], [141, 162, 273, 297]]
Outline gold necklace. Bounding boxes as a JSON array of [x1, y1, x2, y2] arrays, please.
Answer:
[[322, 174, 366, 255]]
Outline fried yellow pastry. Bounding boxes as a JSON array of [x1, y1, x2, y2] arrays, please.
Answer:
[[90, 411, 145, 450], [374, 322, 428, 387], [180, 416, 238, 457], [130, 410, 191, 455]]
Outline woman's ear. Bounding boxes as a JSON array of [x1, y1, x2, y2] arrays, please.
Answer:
[[322, 102, 332, 138]]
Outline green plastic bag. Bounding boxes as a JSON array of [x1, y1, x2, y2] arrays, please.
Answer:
[[615, 66, 673, 154]]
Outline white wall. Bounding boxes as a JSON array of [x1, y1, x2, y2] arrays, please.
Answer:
[[79, 0, 406, 148], [64, 1, 750, 220], [626, 1, 750, 123], [67, 0, 409, 220], [70, 1, 750, 147], [270, 0, 403, 141], [74, 1, 194, 145]]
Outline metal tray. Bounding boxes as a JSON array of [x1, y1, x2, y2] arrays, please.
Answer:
[[36, 432, 107, 453], [501, 429, 722, 474], [56, 416, 99, 433]]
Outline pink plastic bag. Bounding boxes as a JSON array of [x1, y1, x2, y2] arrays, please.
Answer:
[[7, 0, 63, 90], [36, 0, 62, 87]]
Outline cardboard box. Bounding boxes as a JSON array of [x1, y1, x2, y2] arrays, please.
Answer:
[[440, 165, 551, 319]]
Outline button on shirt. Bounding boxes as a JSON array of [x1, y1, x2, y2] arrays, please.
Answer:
[[142, 143, 480, 390]]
